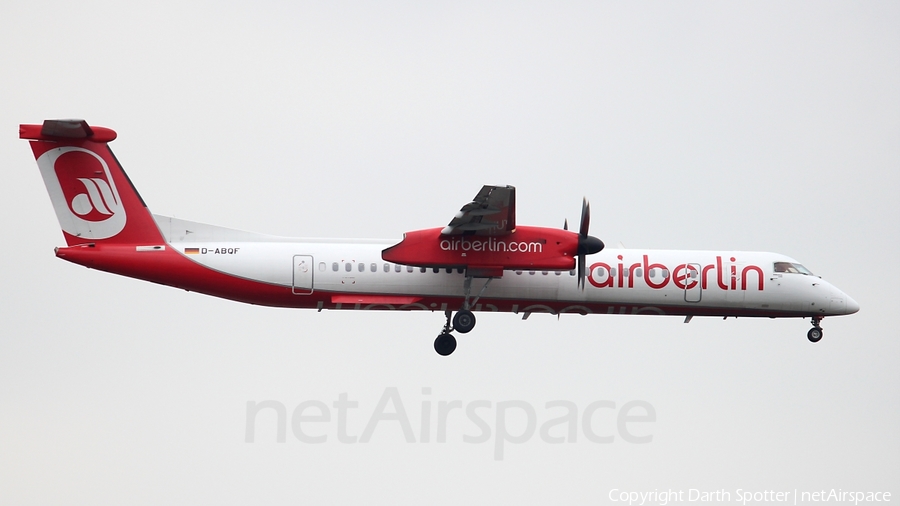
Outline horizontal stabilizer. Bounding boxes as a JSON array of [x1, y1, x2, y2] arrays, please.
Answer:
[[20, 119, 117, 142]]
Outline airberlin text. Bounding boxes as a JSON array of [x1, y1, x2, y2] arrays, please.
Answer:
[[440, 237, 543, 253], [589, 255, 765, 291]]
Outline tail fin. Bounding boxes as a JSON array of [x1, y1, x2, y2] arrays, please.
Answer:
[[21, 119, 164, 246]]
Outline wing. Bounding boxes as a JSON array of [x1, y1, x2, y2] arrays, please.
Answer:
[[441, 185, 516, 236]]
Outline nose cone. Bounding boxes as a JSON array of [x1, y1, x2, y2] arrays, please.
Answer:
[[829, 287, 860, 316], [844, 295, 860, 315]]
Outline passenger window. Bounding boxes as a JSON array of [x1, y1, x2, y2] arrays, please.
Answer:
[[332, 262, 339, 272], [420, 267, 426, 273], [358, 263, 365, 273], [318, 262, 326, 272], [407, 266, 413, 273], [649, 268, 656, 278], [595, 266, 606, 277], [384, 263, 390, 273], [570, 270, 576, 276], [542, 271, 548, 275], [446, 268, 452, 274], [661, 269, 669, 278], [529, 271, 535, 275], [610, 268, 617, 277], [345, 263, 352, 272], [623, 268, 629, 278], [395, 264, 402, 273], [457, 268, 464, 274], [370, 263, 377, 272], [555, 271, 561, 276], [635, 268, 643, 278], [433, 267, 439, 273], [515, 270, 522, 275]]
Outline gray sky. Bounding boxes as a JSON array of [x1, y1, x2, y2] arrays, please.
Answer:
[[1, 2, 897, 504]]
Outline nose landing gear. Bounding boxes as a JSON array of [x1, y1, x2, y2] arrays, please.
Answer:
[[807, 317, 824, 343]]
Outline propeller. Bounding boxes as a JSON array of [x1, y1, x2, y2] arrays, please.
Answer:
[[573, 198, 604, 289]]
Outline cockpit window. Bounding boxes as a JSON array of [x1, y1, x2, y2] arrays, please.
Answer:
[[774, 262, 814, 275], [793, 264, 814, 275]]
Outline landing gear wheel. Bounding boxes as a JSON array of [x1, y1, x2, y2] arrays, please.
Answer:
[[807, 327, 823, 343], [434, 333, 457, 356], [453, 310, 476, 334]]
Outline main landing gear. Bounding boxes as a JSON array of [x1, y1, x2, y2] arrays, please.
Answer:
[[434, 309, 476, 356], [807, 316, 824, 343], [434, 311, 458, 356], [453, 309, 476, 333], [433, 275, 493, 356]]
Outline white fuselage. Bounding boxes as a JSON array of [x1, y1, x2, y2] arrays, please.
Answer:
[[159, 216, 858, 319]]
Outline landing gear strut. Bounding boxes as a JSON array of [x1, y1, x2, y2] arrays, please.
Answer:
[[432, 275, 493, 355], [807, 317, 824, 343]]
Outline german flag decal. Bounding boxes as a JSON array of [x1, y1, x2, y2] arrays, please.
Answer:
[[184, 247, 200, 255]]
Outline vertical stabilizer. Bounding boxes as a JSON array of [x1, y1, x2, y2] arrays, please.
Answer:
[[21, 119, 165, 246]]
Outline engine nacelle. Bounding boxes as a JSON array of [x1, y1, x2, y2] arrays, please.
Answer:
[[382, 226, 579, 273]]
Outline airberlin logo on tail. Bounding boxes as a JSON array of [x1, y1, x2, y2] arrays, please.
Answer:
[[70, 177, 117, 217], [36, 146, 127, 239]]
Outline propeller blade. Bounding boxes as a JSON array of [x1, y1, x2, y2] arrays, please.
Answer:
[[570, 196, 603, 290], [579, 198, 590, 237], [578, 253, 586, 290], [563, 218, 568, 231]]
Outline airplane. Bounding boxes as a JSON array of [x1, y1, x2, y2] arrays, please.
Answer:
[[21, 119, 859, 355]]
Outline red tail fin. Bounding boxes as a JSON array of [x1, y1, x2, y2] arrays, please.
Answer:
[[21, 120, 164, 246]]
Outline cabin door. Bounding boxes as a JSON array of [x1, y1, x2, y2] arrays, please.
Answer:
[[684, 263, 702, 303], [292, 255, 314, 295]]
